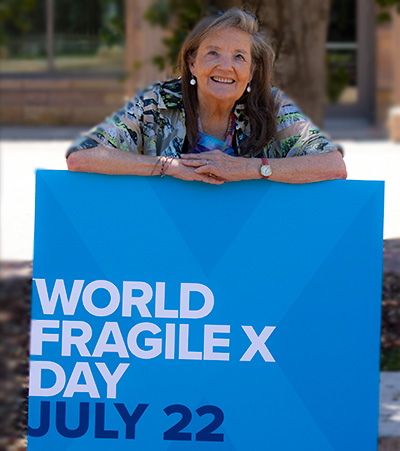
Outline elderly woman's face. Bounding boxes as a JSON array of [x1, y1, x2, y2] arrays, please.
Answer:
[[189, 27, 253, 108]]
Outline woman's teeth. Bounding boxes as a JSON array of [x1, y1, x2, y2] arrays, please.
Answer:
[[211, 77, 234, 84]]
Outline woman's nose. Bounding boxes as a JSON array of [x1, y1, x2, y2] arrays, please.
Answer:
[[218, 54, 232, 69]]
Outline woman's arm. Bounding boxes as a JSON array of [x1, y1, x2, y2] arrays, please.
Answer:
[[67, 146, 159, 175], [265, 150, 347, 183], [66, 146, 224, 184], [181, 149, 347, 184]]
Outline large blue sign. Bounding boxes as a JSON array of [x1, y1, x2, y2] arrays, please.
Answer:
[[28, 170, 384, 450]]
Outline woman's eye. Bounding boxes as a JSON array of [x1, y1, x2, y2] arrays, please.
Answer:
[[208, 50, 218, 56], [235, 54, 245, 60]]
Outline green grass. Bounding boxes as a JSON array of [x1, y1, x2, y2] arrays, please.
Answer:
[[381, 348, 400, 371]]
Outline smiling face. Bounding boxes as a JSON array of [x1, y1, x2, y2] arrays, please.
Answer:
[[189, 26, 254, 111]]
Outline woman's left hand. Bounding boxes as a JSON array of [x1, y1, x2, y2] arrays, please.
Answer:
[[181, 150, 258, 182], [181, 149, 348, 184]]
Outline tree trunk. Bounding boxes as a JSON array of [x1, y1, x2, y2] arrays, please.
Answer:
[[142, 0, 332, 126], [247, 0, 331, 127]]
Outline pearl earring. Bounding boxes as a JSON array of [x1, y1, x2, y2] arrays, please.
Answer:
[[246, 84, 251, 93], [190, 77, 196, 86]]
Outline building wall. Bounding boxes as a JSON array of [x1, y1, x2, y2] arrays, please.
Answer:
[[376, 7, 400, 140], [394, 12, 400, 105], [0, 0, 165, 127], [376, 24, 394, 125], [124, 0, 167, 97], [1, 3, 399, 135], [0, 77, 125, 126]]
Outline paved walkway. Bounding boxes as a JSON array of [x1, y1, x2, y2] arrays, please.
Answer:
[[380, 372, 400, 438], [0, 124, 399, 443], [1, 125, 399, 261]]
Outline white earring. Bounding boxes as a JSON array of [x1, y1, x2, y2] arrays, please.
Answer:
[[190, 77, 196, 86], [246, 84, 251, 93]]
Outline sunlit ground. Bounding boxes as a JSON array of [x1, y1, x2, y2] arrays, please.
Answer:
[[0, 130, 399, 261]]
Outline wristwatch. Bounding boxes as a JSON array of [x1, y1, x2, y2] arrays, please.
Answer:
[[259, 158, 272, 179]]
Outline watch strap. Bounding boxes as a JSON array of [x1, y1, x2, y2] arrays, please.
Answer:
[[260, 158, 272, 179]]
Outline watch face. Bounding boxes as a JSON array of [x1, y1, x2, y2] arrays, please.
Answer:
[[261, 165, 272, 177]]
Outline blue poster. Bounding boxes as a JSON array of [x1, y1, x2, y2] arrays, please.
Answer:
[[28, 170, 384, 450]]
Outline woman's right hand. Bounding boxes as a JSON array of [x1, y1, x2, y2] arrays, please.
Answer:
[[67, 146, 224, 184], [166, 158, 224, 185]]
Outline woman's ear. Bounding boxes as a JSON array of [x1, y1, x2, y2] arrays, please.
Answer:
[[187, 51, 197, 75], [188, 59, 196, 75], [249, 65, 255, 84]]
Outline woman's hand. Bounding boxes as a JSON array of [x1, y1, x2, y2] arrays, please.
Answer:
[[181, 150, 257, 182], [67, 146, 346, 184], [181, 149, 347, 184], [67, 146, 224, 184], [166, 157, 224, 185]]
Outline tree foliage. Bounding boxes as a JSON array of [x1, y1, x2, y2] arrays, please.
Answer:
[[145, 0, 205, 71], [146, 0, 400, 72], [144, 0, 331, 126], [376, 0, 400, 23], [0, 0, 38, 45]]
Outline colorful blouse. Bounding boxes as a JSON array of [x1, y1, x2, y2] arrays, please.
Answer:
[[66, 78, 339, 159]]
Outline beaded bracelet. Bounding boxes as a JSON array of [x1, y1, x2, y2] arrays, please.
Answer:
[[160, 156, 173, 177]]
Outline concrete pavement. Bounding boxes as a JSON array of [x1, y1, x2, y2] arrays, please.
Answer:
[[1, 126, 399, 262]]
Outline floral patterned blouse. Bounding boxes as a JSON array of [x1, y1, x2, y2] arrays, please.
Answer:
[[67, 78, 339, 159]]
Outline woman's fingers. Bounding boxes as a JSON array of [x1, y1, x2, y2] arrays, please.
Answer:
[[193, 154, 247, 182], [182, 160, 222, 179], [194, 165, 218, 176], [167, 151, 246, 183], [200, 175, 224, 185], [190, 171, 224, 184], [181, 150, 221, 164], [181, 159, 207, 168], [181, 151, 226, 178], [167, 158, 223, 184]]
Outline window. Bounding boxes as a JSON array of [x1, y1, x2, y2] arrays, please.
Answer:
[[0, 0, 125, 75], [0, 0, 47, 73], [326, 0, 358, 105]]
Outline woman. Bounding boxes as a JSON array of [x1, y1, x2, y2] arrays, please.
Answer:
[[66, 8, 347, 184]]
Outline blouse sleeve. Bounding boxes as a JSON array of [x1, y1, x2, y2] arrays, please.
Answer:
[[66, 94, 145, 158], [267, 88, 342, 158]]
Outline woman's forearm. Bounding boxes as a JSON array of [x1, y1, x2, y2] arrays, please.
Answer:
[[266, 150, 347, 184], [67, 146, 347, 184], [66, 145, 224, 184], [66, 146, 160, 175], [182, 149, 347, 184]]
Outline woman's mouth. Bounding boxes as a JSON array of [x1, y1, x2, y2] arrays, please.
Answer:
[[211, 77, 235, 84]]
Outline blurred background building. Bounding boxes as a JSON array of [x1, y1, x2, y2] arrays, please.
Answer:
[[0, 0, 399, 139]]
